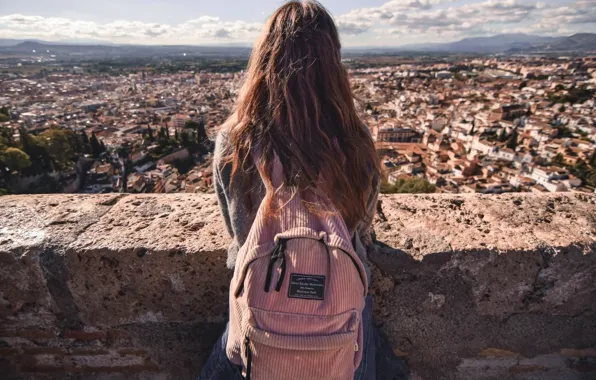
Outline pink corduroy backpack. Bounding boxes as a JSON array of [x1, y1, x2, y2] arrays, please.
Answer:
[[226, 154, 368, 380]]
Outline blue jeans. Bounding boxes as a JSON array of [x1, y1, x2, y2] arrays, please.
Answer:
[[198, 296, 408, 380]]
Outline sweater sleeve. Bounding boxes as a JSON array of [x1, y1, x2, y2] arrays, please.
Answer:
[[212, 130, 242, 269], [213, 135, 233, 237]]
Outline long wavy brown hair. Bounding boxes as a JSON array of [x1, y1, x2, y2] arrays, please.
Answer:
[[226, 0, 380, 230]]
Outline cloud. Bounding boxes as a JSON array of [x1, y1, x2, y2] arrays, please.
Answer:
[[337, 20, 372, 35], [335, 0, 455, 34], [213, 29, 230, 38], [538, 0, 596, 25], [334, 0, 596, 42], [502, 0, 596, 35], [0, 14, 263, 44], [382, 0, 451, 11], [0, 0, 594, 46]]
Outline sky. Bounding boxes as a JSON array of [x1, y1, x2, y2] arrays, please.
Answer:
[[0, 0, 595, 46]]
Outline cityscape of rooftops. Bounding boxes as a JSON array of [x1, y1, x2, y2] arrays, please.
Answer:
[[0, 0, 595, 196]]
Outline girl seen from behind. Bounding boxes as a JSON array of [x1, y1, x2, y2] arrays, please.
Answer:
[[199, 1, 408, 379]]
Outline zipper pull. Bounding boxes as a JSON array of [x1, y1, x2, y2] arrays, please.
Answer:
[[244, 337, 252, 380], [275, 239, 287, 292], [275, 252, 286, 292], [264, 242, 281, 292]]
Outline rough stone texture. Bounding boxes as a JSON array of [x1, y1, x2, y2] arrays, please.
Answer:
[[372, 193, 596, 380], [1, 193, 595, 380], [66, 194, 229, 327]]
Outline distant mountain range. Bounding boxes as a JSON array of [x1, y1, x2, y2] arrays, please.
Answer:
[[346, 33, 596, 54], [400, 34, 559, 53], [525, 33, 596, 53], [0, 38, 119, 47], [0, 40, 252, 60], [0, 33, 594, 59]]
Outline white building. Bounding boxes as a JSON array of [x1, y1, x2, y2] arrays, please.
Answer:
[[495, 148, 515, 161], [530, 166, 571, 192], [472, 139, 497, 156]]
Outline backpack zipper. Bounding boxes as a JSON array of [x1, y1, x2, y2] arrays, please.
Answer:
[[275, 249, 287, 292], [255, 236, 365, 296], [263, 244, 280, 292], [244, 336, 252, 380], [264, 239, 287, 292]]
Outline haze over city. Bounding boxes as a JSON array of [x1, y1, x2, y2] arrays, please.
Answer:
[[1, 0, 596, 46]]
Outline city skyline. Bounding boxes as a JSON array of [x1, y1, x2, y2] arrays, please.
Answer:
[[0, 0, 595, 47]]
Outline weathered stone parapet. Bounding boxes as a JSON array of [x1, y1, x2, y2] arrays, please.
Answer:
[[1, 193, 595, 379]]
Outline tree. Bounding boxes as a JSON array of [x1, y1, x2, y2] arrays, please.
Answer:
[[116, 145, 130, 160], [2, 147, 31, 172], [89, 132, 103, 157], [498, 128, 508, 142], [18, 128, 53, 174], [0, 107, 9, 122], [570, 159, 595, 187], [117, 145, 130, 193], [186, 119, 207, 142], [41, 127, 82, 170], [158, 126, 169, 141], [454, 72, 466, 81], [146, 126, 154, 141], [587, 172, 596, 188], [381, 177, 436, 194], [175, 129, 179, 141], [549, 84, 595, 104], [0, 126, 14, 148], [197, 119, 207, 142], [507, 130, 518, 150], [180, 131, 191, 147], [19, 127, 31, 155], [80, 130, 90, 146], [589, 150, 596, 168], [552, 153, 565, 166], [556, 126, 573, 138]]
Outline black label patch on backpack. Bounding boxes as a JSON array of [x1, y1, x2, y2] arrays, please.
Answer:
[[288, 273, 325, 300]]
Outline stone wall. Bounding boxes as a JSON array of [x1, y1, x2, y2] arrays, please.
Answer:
[[0, 193, 595, 380]]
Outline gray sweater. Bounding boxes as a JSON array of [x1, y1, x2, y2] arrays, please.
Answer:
[[213, 126, 379, 284]]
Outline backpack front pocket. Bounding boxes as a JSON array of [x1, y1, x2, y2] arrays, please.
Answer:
[[242, 324, 359, 380]]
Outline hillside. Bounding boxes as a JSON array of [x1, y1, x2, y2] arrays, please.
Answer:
[[347, 33, 596, 54], [2, 33, 595, 58], [533, 33, 596, 52], [448, 34, 558, 52], [0, 41, 252, 59]]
